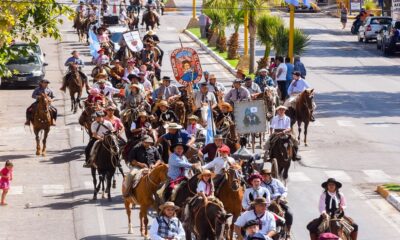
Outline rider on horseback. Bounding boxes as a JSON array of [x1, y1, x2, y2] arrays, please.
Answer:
[[143, 30, 164, 66], [264, 105, 300, 161], [142, 0, 161, 27], [128, 135, 162, 169], [260, 169, 293, 239], [215, 102, 235, 129], [254, 68, 275, 92], [149, 202, 185, 239], [94, 48, 110, 66], [192, 82, 217, 118], [224, 79, 251, 106], [158, 123, 195, 147], [198, 134, 229, 163], [244, 77, 262, 100], [284, 71, 315, 121], [60, 61, 89, 92], [84, 111, 115, 168], [25, 79, 57, 126], [307, 178, 358, 240], [73, 1, 88, 28], [109, 60, 125, 87], [242, 174, 271, 211]]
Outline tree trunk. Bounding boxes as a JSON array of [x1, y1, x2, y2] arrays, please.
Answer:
[[256, 43, 271, 71], [227, 32, 239, 59], [248, 16, 257, 74], [217, 33, 227, 53]]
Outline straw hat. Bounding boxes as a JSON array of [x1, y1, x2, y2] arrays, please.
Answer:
[[146, 30, 156, 35], [159, 201, 180, 211], [276, 105, 287, 111], [95, 73, 108, 80], [250, 197, 268, 206], [197, 169, 216, 179], [188, 115, 199, 121], [158, 100, 169, 108], [167, 123, 182, 130], [130, 83, 140, 90], [219, 102, 233, 112], [138, 111, 148, 118], [259, 169, 272, 175]]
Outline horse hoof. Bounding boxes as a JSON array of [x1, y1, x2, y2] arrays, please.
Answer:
[[128, 229, 133, 234], [305, 143, 308, 147], [92, 196, 97, 201], [108, 197, 112, 202], [36, 151, 41, 156], [42, 153, 46, 157]]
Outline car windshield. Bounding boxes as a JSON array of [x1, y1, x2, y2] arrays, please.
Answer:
[[111, 32, 123, 43], [11, 45, 41, 55], [370, 18, 392, 25], [8, 55, 40, 65]]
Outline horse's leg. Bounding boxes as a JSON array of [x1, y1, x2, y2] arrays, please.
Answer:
[[77, 90, 82, 109], [91, 167, 98, 200], [143, 205, 150, 237], [41, 129, 49, 156], [297, 121, 302, 142], [139, 206, 148, 236], [106, 172, 113, 201], [100, 174, 105, 199], [304, 121, 309, 147], [125, 200, 133, 234], [35, 130, 41, 156]]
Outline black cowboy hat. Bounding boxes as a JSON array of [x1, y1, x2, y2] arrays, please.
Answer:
[[243, 219, 259, 229], [162, 76, 171, 81], [40, 79, 50, 83], [321, 178, 342, 189], [170, 143, 188, 153]]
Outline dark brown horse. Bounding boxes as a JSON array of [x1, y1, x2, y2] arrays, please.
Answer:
[[127, 10, 140, 30], [269, 134, 294, 183], [142, 8, 158, 30], [64, 67, 84, 113], [286, 89, 314, 146], [183, 198, 232, 240], [32, 94, 52, 156], [216, 166, 244, 240], [79, 101, 96, 137]]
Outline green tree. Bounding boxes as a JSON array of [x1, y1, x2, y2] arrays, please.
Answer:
[[256, 14, 284, 69], [203, 8, 228, 52], [0, 0, 73, 76], [227, 5, 244, 59], [271, 26, 310, 57]]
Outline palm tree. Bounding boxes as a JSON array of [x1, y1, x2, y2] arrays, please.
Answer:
[[271, 26, 310, 56], [227, 6, 244, 59], [203, 8, 228, 52], [256, 14, 284, 69]]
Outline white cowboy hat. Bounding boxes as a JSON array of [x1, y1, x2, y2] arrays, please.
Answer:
[[146, 30, 156, 35], [197, 169, 216, 179], [166, 123, 182, 130], [276, 105, 287, 111], [159, 201, 179, 211]]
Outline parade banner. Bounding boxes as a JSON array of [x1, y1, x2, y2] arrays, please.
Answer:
[[123, 31, 143, 52], [234, 100, 267, 134], [170, 47, 202, 86]]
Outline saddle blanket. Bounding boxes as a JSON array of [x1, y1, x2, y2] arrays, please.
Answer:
[[123, 168, 149, 197]]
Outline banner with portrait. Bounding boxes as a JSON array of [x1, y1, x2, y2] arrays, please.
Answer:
[[123, 31, 143, 52], [170, 47, 202, 86], [234, 100, 267, 134]]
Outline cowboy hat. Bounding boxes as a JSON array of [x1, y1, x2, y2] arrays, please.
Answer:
[[106, 105, 116, 110], [209, 73, 216, 79], [162, 76, 172, 81], [219, 102, 233, 112], [167, 123, 182, 130], [169, 143, 189, 153], [259, 68, 268, 73], [276, 105, 287, 111], [236, 69, 245, 75], [188, 115, 199, 121], [259, 169, 272, 175], [127, 74, 140, 81], [197, 169, 216, 179], [233, 79, 242, 84], [97, 79, 107, 84], [214, 134, 224, 140], [218, 145, 230, 154], [146, 30, 156, 35], [130, 83, 140, 89], [243, 219, 259, 229], [158, 100, 169, 108], [95, 73, 108, 80], [321, 178, 342, 189], [250, 197, 268, 206], [159, 201, 180, 211], [111, 59, 121, 65], [247, 174, 263, 185], [143, 135, 154, 144], [94, 111, 105, 117], [40, 79, 50, 83], [138, 111, 148, 118]]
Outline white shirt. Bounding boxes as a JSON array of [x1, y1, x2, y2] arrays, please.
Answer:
[[91, 120, 115, 137], [149, 216, 186, 240], [140, 79, 153, 92], [270, 115, 290, 130], [276, 63, 288, 81], [207, 82, 226, 93], [235, 210, 276, 236], [242, 187, 271, 210], [197, 180, 213, 196], [287, 78, 310, 96], [193, 91, 217, 109], [202, 156, 236, 175], [95, 85, 120, 100]]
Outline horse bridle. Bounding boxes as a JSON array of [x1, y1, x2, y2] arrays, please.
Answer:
[[101, 133, 120, 168], [193, 201, 226, 237]]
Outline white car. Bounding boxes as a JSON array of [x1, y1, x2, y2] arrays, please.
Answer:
[[108, 25, 130, 52], [358, 16, 392, 43], [11, 42, 46, 63]]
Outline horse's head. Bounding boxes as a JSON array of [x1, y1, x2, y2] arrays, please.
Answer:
[[150, 163, 169, 183], [37, 93, 50, 107], [225, 166, 243, 191], [303, 88, 314, 109], [103, 132, 119, 156], [214, 208, 233, 240], [271, 134, 293, 161]]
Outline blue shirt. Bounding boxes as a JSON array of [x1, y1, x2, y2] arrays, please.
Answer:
[[285, 63, 294, 82], [65, 56, 84, 66], [261, 178, 288, 200], [167, 153, 192, 180], [32, 87, 55, 100], [254, 76, 274, 92], [287, 78, 310, 96], [162, 130, 192, 146], [294, 60, 307, 78]]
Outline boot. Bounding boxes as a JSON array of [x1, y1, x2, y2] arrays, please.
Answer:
[[25, 120, 30, 126], [310, 233, 318, 240], [350, 231, 358, 240]]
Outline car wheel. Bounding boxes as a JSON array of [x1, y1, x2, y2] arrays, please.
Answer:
[[364, 35, 369, 43]]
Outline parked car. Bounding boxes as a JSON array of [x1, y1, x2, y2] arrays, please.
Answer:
[[1, 54, 47, 88], [358, 16, 392, 43], [378, 20, 400, 55], [10, 42, 46, 63], [108, 24, 130, 52]]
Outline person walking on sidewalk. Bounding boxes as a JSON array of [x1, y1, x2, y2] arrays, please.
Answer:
[[199, 11, 210, 39], [275, 56, 288, 101], [0, 160, 14, 206], [340, 2, 348, 29]]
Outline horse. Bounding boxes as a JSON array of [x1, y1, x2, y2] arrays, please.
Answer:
[[122, 163, 169, 236], [183, 198, 232, 240], [64, 68, 84, 113], [225, 121, 240, 154], [172, 172, 200, 211], [286, 88, 314, 146], [32, 94, 52, 156], [317, 213, 354, 240], [79, 101, 96, 137], [173, 101, 186, 126], [127, 10, 140, 31], [75, 13, 88, 43], [91, 132, 120, 201], [142, 8, 158, 30], [216, 167, 244, 240], [269, 134, 294, 183]]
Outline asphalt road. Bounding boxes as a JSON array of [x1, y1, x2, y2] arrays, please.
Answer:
[[0, 0, 400, 239]]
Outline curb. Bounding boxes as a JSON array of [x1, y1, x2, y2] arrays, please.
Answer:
[[183, 29, 237, 76], [376, 185, 400, 211]]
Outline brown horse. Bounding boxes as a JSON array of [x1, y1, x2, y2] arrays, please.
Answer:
[[173, 101, 186, 126], [142, 8, 158, 30], [32, 94, 52, 156], [287, 88, 314, 146], [269, 134, 294, 183], [65, 68, 84, 113], [122, 163, 168, 236], [79, 101, 96, 137], [216, 167, 244, 240], [75, 13, 88, 43], [127, 11, 140, 30]]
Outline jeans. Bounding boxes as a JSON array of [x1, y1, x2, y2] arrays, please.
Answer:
[[277, 81, 287, 100], [85, 138, 97, 164]]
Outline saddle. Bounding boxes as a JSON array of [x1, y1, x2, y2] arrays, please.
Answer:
[[123, 168, 149, 198]]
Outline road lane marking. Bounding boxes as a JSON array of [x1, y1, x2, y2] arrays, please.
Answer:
[[363, 170, 392, 183], [9, 186, 24, 195], [312, 120, 325, 127], [336, 120, 355, 127], [289, 172, 312, 182], [96, 205, 108, 238], [368, 124, 390, 128], [42, 185, 65, 195], [324, 170, 352, 182]]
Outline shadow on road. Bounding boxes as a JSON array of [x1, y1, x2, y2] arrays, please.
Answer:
[[0, 154, 32, 161], [312, 65, 400, 75], [316, 91, 400, 118], [80, 235, 128, 240]]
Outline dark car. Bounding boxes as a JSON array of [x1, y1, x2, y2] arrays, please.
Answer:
[[1, 54, 47, 88], [378, 20, 400, 55]]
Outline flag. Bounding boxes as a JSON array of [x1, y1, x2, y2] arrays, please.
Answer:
[[88, 29, 100, 59], [285, 0, 299, 6], [303, 0, 310, 7], [205, 105, 215, 145]]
